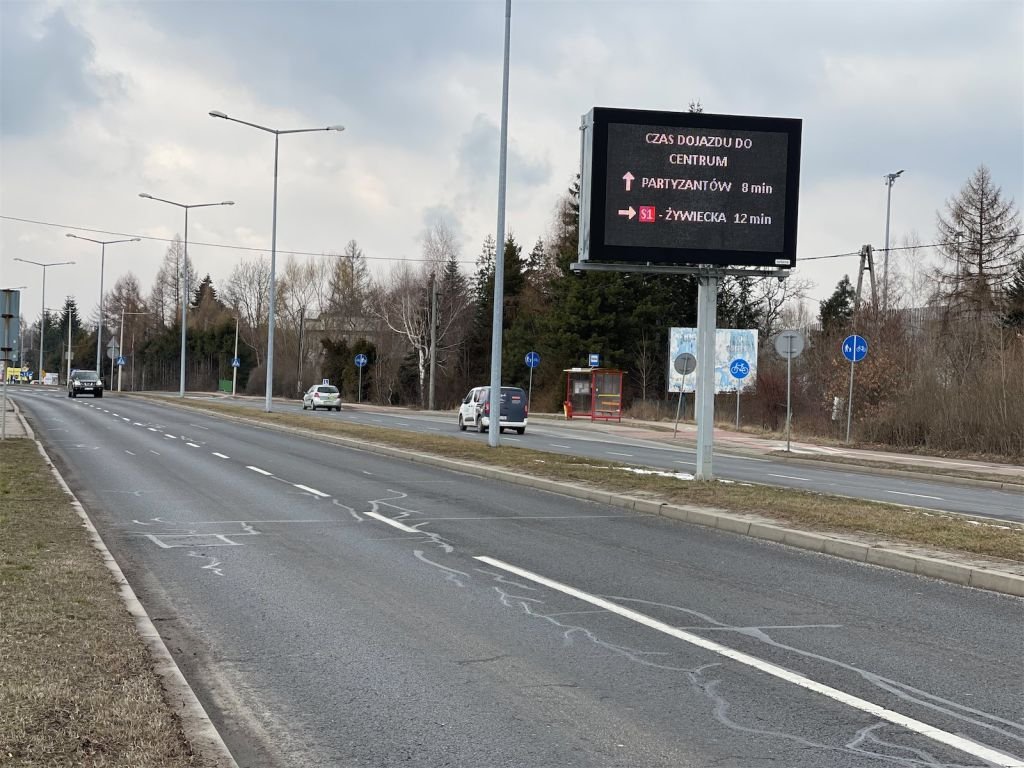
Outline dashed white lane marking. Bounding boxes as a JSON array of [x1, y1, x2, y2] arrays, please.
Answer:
[[148, 427, 158, 432], [112, 413, 119, 416], [125, 450, 135, 456], [134, 422, 144, 426], [294, 484, 329, 497], [550, 444, 572, 449], [887, 490, 944, 501], [768, 473, 811, 482], [246, 466, 273, 476], [212, 452, 230, 459], [365, 510, 419, 533], [608, 451, 633, 457], [186, 442, 200, 448], [475, 556, 1019, 768], [164, 434, 176, 439], [122, 417, 130, 422], [363, 470, 373, 475], [150, 450, 161, 456]]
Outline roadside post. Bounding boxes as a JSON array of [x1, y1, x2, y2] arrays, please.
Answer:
[[1, 290, 20, 441], [524, 351, 540, 414], [106, 338, 119, 391], [842, 334, 868, 443], [671, 353, 697, 438], [231, 317, 240, 398], [354, 353, 368, 403], [729, 357, 750, 429], [773, 330, 804, 452]]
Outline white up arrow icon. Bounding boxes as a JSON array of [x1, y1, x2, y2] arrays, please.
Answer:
[[617, 206, 636, 220], [622, 171, 635, 191]]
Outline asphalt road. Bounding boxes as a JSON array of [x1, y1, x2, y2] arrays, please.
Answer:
[[11, 388, 1024, 768], [187, 391, 1022, 522]]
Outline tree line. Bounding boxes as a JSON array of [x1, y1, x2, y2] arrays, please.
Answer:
[[15, 163, 1021, 457]]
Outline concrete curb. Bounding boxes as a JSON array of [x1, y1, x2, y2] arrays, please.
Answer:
[[134, 396, 1024, 600], [14, 401, 239, 768]]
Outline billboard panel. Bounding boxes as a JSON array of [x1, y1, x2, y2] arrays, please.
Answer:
[[668, 327, 758, 393], [579, 107, 802, 269]]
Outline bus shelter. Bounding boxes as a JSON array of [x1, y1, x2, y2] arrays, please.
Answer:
[[563, 367, 624, 422]]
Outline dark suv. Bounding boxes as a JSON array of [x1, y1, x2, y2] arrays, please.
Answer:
[[68, 370, 103, 398]]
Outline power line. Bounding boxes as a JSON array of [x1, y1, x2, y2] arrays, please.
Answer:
[[0, 214, 477, 265], [801, 232, 1023, 262]]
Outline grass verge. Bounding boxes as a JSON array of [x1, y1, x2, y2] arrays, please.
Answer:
[[142, 397, 1024, 563], [0, 439, 207, 767]]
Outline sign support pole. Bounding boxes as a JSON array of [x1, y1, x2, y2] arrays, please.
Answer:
[[736, 389, 740, 430], [358, 366, 363, 404], [845, 359, 856, 444], [695, 274, 719, 481], [527, 366, 533, 414], [672, 389, 684, 438], [785, 338, 793, 452]]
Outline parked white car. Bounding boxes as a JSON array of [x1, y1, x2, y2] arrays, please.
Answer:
[[458, 386, 528, 434], [302, 384, 341, 411]]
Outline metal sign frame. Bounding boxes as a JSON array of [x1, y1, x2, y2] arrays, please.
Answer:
[[578, 107, 802, 270]]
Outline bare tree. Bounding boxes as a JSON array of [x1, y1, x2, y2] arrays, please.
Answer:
[[223, 256, 271, 367], [754, 276, 813, 337]]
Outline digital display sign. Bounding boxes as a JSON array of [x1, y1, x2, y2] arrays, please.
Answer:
[[578, 108, 802, 269]]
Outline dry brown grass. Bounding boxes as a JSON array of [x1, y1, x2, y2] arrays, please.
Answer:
[[0, 439, 207, 767], [147, 397, 1024, 563]]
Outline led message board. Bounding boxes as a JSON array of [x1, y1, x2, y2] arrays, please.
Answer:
[[578, 107, 802, 269]]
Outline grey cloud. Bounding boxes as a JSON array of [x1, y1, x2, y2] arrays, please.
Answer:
[[457, 114, 551, 193], [0, 5, 112, 136]]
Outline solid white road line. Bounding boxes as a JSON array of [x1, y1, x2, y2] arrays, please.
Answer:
[[365, 510, 419, 533], [550, 444, 572, 449], [608, 451, 633, 457], [475, 556, 1020, 768], [246, 466, 273, 476], [768, 473, 811, 482], [887, 490, 944, 501], [212, 452, 230, 459], [294, 484, 329, 497]]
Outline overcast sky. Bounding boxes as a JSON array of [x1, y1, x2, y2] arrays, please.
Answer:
[[2, 0, 1021, 326]]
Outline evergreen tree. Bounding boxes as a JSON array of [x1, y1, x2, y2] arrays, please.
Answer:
[[1003, 254, 1024, 329], [935, 165, 1022, 313], [818, 275, 856, 334]]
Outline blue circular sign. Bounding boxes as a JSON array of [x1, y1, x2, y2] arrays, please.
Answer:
[[354, 353, 368, 368], [525, 351, 541, 369], [729, 358, 750, 379], [842, 335, 868, 363]]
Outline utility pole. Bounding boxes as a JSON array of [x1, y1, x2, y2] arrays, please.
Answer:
[[854, 245, 876, 313], [296, 307, 305, 396], [882, 170, 904, 312], [428, 272, 438, 411]]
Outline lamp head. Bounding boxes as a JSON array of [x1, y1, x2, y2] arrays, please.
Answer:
[[327, 125, 345, 132], [209, 110, 228, 119], [139, 193, 153, 199], [221, 201, 235, 206]]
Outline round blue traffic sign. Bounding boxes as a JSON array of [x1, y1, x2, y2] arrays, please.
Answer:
[[842, 335, 868, 363], [525, 351, 541, 369], [354, 353, 368, 368], [729, 358, 750, 379]]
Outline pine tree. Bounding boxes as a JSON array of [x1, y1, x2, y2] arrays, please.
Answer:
[[935, 165, 1022, 313], [818, 275, 856, 334]]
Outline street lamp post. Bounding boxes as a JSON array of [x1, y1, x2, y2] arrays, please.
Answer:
[[209, 109, 344, 413], [140, 193, 233, 398], [118, 310, 153, 392], [12, 259, 74, 381], [65, 235, 139, 382], [882, 169, 905, 312]]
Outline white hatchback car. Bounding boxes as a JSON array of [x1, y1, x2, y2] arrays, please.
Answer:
[[302, 384, 341, 411], [458, 386, 528, 434]]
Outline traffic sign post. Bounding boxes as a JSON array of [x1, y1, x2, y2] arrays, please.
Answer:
[[729, 357, 750, 429], [588, 352, 600, 367], [671, 352, 697, 438], [106, 339, 119, 391], [842, 335, 869, 443], [524, 351, 540, 414], [116, 355, 126, 367], [774, 330, 804, 452], [354, 353, 368, 403]]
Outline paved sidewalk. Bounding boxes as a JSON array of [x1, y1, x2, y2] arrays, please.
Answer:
[[0, 392, 27, 438]]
